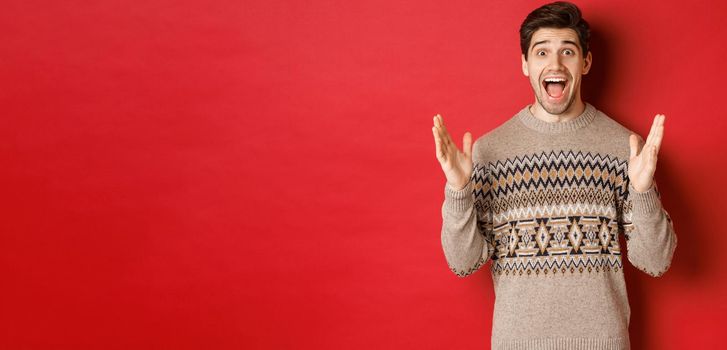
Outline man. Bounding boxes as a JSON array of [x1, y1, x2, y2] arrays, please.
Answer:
[[431, 2, 677, 349]]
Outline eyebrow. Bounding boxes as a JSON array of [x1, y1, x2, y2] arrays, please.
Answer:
[[531, 39, 579, 50]]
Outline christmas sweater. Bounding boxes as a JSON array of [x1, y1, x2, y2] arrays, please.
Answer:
[[440, 102, 677, 349]]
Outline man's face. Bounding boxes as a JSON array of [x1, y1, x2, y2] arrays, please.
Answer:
[[521, 27, 592, 115]]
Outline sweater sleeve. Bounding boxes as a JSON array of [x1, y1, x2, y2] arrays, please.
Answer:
[[618, 178, 678, 277], [440, 163, 496, 278]]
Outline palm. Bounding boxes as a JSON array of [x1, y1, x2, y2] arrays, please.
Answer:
[[431, 114, 473, 190], [628, 114, 665, 192]]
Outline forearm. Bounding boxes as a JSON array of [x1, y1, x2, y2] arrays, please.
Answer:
[[440, 180, 492, 277], [624, 182, 678, 277]]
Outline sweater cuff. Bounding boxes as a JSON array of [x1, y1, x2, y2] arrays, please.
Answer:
[[628, 181, 662, 216], [444, 180, 474, 211]]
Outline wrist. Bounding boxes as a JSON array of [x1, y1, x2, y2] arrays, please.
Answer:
[[446, 179, 469, 192], [444, 180, 474, 211], [631, 181, 654, 193], [628, 181, 661, 216]]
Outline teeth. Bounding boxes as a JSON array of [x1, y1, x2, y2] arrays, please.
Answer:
[[544, 78, 566, 83]]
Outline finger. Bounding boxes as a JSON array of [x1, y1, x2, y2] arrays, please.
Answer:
[[463, 132, 472, 159], [633, 133, 645, 156], [433, 116, 451, 152], [433, 115, 441, 133], [645, 145, 658, 172], [433, 115, 445, 143], [652, 114, 665, 153], [433, 124, 449, 155], [645, 114, 659, 148], [432, 126, 446, 161], [436, 114, 455, 146], [629, 134, 639, 158], [433, 126, 449, 161]]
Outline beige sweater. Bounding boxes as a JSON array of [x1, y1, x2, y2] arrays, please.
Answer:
[[440, 102, 677, 350]]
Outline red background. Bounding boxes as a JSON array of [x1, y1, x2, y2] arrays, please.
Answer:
[[2, 0, 726, 349]]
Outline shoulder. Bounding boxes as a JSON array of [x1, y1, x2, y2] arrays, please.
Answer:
[[471, 111, 522, 163], [592, 106, 636, 137], [589, 104, 641, 159]]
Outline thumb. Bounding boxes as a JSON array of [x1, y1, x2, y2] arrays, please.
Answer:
[[463, 132, 472, 159], [629, 134, 641, 158]]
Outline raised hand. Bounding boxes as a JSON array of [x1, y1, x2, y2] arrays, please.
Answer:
[[628, 114, 665, 192], [432, 114, 473, 191]]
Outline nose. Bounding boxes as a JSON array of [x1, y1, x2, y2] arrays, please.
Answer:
[[548, 53, 564, 69]]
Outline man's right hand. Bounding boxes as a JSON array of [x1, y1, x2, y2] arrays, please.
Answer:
[[431, 114, 473, 191]]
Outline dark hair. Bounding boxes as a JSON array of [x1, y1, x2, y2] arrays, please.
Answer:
[[520, 1, 590, 60]]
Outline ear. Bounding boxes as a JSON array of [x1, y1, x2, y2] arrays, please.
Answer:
[[521, 54, 529, 77], [582, 51, 592, 75]]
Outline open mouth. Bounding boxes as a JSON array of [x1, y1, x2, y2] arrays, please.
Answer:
[[542, 78, 568, 99]]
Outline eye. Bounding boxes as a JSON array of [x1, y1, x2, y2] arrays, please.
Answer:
[[563, 49, 574, 55], [537, 50, 546, 56]]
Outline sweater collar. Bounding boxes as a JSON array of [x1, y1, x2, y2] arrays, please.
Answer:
[[517, 102, 597, 134]]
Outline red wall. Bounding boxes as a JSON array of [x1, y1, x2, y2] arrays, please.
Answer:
[[2, 1, 725, 349]]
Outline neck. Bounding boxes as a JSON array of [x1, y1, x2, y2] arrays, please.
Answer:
[[517, 101, 596, 134], [529, 97, 586, 123]]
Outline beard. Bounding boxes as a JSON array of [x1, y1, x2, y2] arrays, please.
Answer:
[[532, 78, 576, 115]]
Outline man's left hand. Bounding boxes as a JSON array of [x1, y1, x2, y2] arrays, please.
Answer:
[[628, 114, 665, 193]]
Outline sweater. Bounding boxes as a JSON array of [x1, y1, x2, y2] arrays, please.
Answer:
[[440, 102, 677, 350]]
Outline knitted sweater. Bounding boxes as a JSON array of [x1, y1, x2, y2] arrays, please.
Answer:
[[440, 102, 677, 350]]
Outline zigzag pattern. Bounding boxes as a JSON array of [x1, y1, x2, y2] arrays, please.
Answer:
[[491, 188, 621, 222], [491, 254, 623, 276], [480, 150, 629, 197]]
